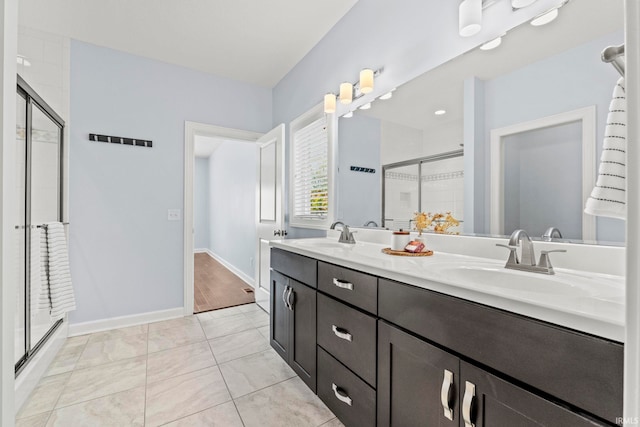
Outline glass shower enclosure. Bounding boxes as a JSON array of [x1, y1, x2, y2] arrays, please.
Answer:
[[14, 75, 65, 375]]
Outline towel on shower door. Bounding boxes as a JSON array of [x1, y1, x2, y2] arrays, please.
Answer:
[[585, 77, 627, 219], [40, 222, 76, 319]]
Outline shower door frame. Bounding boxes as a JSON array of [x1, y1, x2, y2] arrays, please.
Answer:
[[14, 75, 65, 376]]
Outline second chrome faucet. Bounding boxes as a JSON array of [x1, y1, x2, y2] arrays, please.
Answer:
[[497, 229, 566, 275]]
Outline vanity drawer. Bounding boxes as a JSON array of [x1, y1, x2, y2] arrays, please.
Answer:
[[271, 248, 317, 288], [318, 261, 377, 314], [317, 346, 376, 427], [317, 293, 377, 387]]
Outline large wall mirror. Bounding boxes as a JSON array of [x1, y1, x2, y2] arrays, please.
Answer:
[[336, 0, 624, 245]]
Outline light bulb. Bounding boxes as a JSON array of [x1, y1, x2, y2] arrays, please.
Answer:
[[339, 82, 353, 104], [459, 0, 482, 37], [324, 93, 336, 114], [360, 69, 374, 94]]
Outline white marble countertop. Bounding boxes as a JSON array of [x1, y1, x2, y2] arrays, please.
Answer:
[[271, 237, 625, 342]]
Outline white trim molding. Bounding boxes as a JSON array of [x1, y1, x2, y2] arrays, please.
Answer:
[[489, 106, 596, 240], [202, 250, 255, 288], [68, 307, 184, 337], [183, 121, 261, 316]]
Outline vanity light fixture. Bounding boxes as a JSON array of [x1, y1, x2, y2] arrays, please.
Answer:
[[343, 111, 354, 118], [17, 55, 31, 67], [530, 7, 559, 26], [340, 82, 353, 104], [480, 35, 503, 50], [511, 0, 537, 9], [359, 102, 372, 110], [379, 89, 395, 100], [434, 109, 447, 116], [324, 93, 337, 114], [459, 0, 482, 37], [359, 69, 374, 94]]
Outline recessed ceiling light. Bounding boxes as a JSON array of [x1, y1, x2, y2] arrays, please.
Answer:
[[343, 111, 353, 118], [511, 0, 537, 9], [359, 102, 372, 110], [434, 110, 447, 116], [16, 55, 31, 67], [530, 8, 558, 26], [480, 36, 502, 51], [379, 90, 395, 100]]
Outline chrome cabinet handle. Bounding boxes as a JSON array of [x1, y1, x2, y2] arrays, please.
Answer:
[[332, 383, 353, 406], [282, 286, 289, 310], [331, 325, 353, 342], [332, 278, 354, 291], [286, 287, 294, 311], [462, 381, 476, 427], [440, 370, 454, 421]]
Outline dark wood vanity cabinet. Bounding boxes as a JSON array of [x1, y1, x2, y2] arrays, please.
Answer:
[[270, 249, 318, 392], [378, 320, 606, 427]]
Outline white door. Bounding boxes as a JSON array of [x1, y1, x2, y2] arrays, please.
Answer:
[[255, 124, 285, 312]]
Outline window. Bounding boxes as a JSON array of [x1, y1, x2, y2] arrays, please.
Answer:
[[289, 104, 335, 229]]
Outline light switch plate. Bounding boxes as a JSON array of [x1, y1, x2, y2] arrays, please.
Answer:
[[168, 209, 181, 221]]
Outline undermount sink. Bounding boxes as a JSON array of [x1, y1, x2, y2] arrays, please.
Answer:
[[432, 263, 623, 300]]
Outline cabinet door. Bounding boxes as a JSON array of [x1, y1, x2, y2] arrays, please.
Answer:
[[460, 361, 606, 427], [270, 270, 290, 361], [378, 321, 459, 427], [289, 279, 317, 392]]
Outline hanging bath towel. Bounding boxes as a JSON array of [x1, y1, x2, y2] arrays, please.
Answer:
[[43, 222, 76, 318], [585, 77, 627, 219]]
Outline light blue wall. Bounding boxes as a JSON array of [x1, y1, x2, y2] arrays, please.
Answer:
[[69, 40, 271, 324], [337, 114, 381, 226], [273, 0, 563, 237], [479, 30, 625, 241], [194, 158, 210, 250], [208, 141, 257, 280]]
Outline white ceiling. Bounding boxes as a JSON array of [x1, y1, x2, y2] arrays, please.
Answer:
[[360, 0, 623, 132], [18, 0, 359, 87]]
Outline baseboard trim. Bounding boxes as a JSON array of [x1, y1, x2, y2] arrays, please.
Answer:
[[194, 248, 208, 254], [68, 307, 184, 337], [204, 249, 255, 288]]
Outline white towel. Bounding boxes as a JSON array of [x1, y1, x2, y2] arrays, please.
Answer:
[[585, 77, 627, 219], [41, 222, 76, 319]]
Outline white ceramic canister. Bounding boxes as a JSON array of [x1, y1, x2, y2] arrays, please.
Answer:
[[391, 230, 410, 251]]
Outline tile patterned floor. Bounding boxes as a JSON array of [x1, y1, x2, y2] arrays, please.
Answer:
[[16, 304, 342, 427], [194, 253, 255, 313]]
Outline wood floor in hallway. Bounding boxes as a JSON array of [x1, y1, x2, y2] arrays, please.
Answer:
[[194, 252, 255, 313]]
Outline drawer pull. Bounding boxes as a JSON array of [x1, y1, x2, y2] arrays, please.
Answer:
[[462, 381, 476, 427], [282, 286, 290, 310], [285, 287, 294, 311], [440, 369, 454, 421], [331, 325, 353, 342], [332, 278, 354, 291], [332, 383, 353, 406]]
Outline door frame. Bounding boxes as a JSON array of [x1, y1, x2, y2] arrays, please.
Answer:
[[183, 121, 262, 316]]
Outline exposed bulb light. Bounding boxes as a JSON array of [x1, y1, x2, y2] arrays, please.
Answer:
[[359, 69, 374, 94], [459, 0, 482, 37], [480, 36, 502, 51], [434, 110, 447, 116], [379, 89, 395, 100], [17, 55, 31, 67], [511, 0, 537, 8], [324, 93, 336, 114], [359, 102, 372, 110], [343, 111, 353, 118], [530, 8, 558, 26], [339, 82, 353, 104]]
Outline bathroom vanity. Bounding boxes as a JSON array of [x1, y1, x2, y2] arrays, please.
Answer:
[[269, 239, 623, 427]]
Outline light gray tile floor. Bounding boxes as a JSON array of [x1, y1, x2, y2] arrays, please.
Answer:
[[16, 303, 344, 427]]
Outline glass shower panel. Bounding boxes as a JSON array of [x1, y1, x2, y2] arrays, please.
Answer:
[[420, 156, 465, 225], [15, 93, 27, 364], [29, 104, 61, 348], [384, 164, 419, 230]]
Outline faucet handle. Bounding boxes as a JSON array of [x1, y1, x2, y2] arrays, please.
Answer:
[[496, 244, 518, 265], [538, 249, 567, 270]]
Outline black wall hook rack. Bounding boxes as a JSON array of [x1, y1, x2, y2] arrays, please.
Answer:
[[89, 133, 153, 148], [350, 165, 376, 174]]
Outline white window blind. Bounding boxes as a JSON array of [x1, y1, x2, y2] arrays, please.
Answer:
[[292, 116, 328, 220]]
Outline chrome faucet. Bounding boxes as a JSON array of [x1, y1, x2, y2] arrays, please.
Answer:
[[542, 227, 563, 241], [496, 229, 566, 275], [363, 220, 378, 227], [329, 221, 356, 244]]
